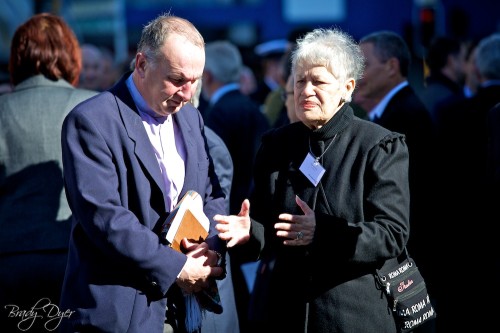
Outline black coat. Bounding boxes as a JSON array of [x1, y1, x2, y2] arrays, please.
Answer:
[[247, 104, 411, 333]]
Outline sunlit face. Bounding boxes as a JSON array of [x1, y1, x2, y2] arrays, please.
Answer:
[[357, 42, 392, 101], [294, 63, 353, 129], [134, 34, 205, 116]]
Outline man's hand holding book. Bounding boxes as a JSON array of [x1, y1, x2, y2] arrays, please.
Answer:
[[161, 190, 224, 315]]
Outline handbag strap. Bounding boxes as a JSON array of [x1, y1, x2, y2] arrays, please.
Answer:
[[376, 247, 411, 279]]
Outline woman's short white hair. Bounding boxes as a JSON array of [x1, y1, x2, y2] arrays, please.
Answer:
[[292, 27, 365, 85]]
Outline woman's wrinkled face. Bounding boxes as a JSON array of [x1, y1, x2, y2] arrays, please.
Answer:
[[294, 63, 352, 129]]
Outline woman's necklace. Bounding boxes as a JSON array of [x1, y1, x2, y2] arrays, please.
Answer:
[[309, 133, 338, 166], [300, 133, 338, 186]]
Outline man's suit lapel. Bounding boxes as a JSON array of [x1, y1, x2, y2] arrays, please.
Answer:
[[385, 86, 409, 115], [377, 86, 409, 125], [111, 77, 167, 205]]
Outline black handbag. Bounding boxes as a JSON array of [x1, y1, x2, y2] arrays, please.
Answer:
[[375, 248, 437, 332]]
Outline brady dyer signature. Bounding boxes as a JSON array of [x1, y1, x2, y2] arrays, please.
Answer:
[[4, 298, 74, 331]]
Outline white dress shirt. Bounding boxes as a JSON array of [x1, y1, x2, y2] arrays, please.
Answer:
[[126, 76, 186, 211]]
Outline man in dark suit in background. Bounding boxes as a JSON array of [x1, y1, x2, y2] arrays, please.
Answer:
[[356, 30, 438, 333], [0, 13, 98, 332], [201, 126, 240, 333], [201, 40, 270, 333], [418, 36, 467, 125], [434, 33, 500, 332], [249, 39, 288, 110], [191, 80, 240, 333], [201, 40, 270, 217], [59, 13, 225, 333]]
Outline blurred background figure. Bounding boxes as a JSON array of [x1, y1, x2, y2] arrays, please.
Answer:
[[357, 30, 438, 333], [190, 80, 240, 333], [201, 39, 270, 333], [462, 40, 481, 98], [79, 43, 105, 91], [200, 126, 240, 333], [99, 46, 121, 90], [79, 43, 124, 91], [262, 46, 293, 128], [201, 39, 270, 216], [0, 12, 97, 331], [249, 38, 288, 110], [418, 36, 467, 125], [261, 28, 312, 128], [433, 32, 500, 333], [283, 68, 299, 124], [239, 65, 257, 96]]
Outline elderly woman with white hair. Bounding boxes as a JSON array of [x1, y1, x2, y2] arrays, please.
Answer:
[[214, 28, 412, 333]]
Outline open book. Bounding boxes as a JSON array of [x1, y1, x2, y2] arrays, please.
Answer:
[[160, 190, 223, 315]]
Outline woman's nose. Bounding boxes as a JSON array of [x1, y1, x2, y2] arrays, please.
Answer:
[[301, 81, 315, 96]]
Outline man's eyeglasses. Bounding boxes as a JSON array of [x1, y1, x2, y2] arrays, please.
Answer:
[[281, 90, 294, 102]]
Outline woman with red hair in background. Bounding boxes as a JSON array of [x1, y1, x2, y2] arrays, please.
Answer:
[[0, 13, 97, 331]]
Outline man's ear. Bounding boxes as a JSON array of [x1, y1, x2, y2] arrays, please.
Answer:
[[386, 57, 400, 76], [135, 53, 148, 76]]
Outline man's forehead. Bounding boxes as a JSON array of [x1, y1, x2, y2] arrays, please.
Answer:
[[161, 47, 204, 80]]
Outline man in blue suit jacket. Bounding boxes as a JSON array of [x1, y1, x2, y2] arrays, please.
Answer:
[[59, 13, 226, 333]]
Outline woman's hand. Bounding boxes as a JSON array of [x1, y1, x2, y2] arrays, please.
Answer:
[[275, 195, 315, 246], [214, 199, 251, 247]]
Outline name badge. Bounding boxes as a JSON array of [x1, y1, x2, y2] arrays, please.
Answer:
[[299, 153, 325, 186]]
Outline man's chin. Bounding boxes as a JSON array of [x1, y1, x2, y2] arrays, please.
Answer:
[[167, 102, 185, 114]]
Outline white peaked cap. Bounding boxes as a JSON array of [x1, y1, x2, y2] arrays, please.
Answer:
[[254, 39, 288, 57]]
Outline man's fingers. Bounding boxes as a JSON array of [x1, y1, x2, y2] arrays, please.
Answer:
[[183, 240, 208, 257], [210, 265, 224, 278], [181, 238, 198, 251]]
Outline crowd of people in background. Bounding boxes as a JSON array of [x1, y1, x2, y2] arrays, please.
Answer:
[[1, 8, 499, 333]]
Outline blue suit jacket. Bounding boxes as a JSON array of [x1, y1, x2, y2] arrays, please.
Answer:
[[59, 74, 226, 333]]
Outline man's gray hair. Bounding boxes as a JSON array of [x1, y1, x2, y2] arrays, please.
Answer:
[[359, 30, 411, 77], [204, 40, 242, 84], [475, 33, 500, 80], [137, 12, 204, 65]]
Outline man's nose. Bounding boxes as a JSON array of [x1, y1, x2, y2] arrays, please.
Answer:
[[178, 81, 194, 101]]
